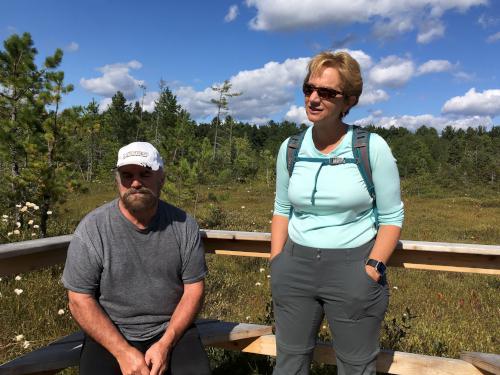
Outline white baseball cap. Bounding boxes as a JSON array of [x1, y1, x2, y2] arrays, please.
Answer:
[[116, 142, 164, 171]]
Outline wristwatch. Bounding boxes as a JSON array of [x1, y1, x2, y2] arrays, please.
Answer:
[[365, 258, 387, 276]]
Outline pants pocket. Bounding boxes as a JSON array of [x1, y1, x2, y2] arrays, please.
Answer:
[[341, 261, 388, 320]]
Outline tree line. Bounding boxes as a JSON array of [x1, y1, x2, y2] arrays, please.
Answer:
[[1, 33, 499, 236]]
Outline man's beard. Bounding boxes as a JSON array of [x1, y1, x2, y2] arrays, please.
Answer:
[[121, 187, 158, 213]]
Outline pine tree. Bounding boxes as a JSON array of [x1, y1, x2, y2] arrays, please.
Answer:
[[210, 80, 241, 159]]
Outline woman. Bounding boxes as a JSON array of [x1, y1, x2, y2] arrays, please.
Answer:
[[270, 51, 404, 375]]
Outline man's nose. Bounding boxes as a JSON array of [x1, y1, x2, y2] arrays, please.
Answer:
[[130, 177, 143, 188]]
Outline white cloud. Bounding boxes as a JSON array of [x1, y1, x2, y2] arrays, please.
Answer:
[[176, 57, 309, 123], [373, 15, 414, 39], [141, 91, 160, 112], [339, 49, 373, 71], [80, 61, 144, 100], [453, 71, 475, 82], [486, 31, 500, 43], [354, 113, 493, 132], [284, 105, 312, 125], [417, 59, 454, 75], [442, 88, 500, 117], [417, 19, 445, 43], [368, 56, 415, 88], [65, 41, 79, 52], [98, 97, 113, 112], [225, 5, 239, 22], [478, 14, 500, 28], [358, 86, 389, 106], [246, 0, 486, 43]]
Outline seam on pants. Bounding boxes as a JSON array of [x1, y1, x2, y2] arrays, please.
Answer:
[[276, 340, 316, 355], [334, 347, 380, 366]]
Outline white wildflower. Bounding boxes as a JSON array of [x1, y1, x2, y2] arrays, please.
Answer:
[[255, 282, 262, 286], [259, 268, 265, 273], [241, 206, 245, 209], [22, 340, 30, 349], [16, 222, 21, 228], [0, 292, 2, 297], [267, 275, 271, 278], [2, 214, 8, 219], [31, 233, 36, 237], [15, 204, 21, 208], [26, 202, 32, 207], [322, 325, 327, 330], [13, 229, 20, 235], [2, 218, 7, 222], [14, 288, 23, 295], [7, 232, 13, 236], [0, 277, 2, 281], [33, 205, 39, 210], [15, 275, 22, 281], [33, 225, 39, 229], [28, 220, 34, 225], [15, 334, 24, 342], [393, 286, 399, 290], [20, 206, 28, 212], [47, 210, 53, 215], [58, 309, 65, 315], [269, 220, 272, 224], [245, 316, 250, 321]]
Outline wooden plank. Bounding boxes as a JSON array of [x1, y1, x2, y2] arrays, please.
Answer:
[[389, 249, 500, 275], [213, 335, 486, 375], [0, 235, 71, 277], [461, 351, 500, 374], [0, 331, 83, 375], [199, 321, 272, 345]]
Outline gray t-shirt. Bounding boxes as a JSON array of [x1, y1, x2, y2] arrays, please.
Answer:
[[62, 199, 207, 341]]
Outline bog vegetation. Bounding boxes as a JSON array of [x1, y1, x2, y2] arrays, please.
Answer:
[[1, 33, 499, 374]]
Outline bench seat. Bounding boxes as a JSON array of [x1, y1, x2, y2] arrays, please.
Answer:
[[0, 320, 272, 375]]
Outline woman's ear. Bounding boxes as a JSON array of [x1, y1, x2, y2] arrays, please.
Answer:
[[347, 95, 357, 108]]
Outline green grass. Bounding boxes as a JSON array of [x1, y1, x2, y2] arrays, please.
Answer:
[[1, 180, 499, 374]]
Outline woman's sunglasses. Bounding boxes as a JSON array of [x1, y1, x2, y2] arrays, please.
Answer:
[[302, 83, 344, 101]]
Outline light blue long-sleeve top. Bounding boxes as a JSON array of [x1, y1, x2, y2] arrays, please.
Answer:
[[274, 125, 404, 249]]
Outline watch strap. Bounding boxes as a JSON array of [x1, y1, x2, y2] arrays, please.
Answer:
[[366, 258, 387, 276]]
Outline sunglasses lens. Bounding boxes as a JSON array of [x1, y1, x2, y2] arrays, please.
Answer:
[[303, 83, 341, 100], [302, 84, 314, 96]]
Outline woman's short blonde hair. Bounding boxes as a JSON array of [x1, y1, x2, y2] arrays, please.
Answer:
[[305, 51, 363, 109]]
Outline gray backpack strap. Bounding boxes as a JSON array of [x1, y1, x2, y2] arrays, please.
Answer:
[[287, 130, 307, 177], [352, 126, 375, 200]]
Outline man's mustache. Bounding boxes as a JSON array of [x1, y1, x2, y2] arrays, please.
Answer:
[[123, 187, 155, 198]]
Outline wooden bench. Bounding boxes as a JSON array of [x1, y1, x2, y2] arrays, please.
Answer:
[[4, 323, 499, 375], [0, 320, 272, 375]]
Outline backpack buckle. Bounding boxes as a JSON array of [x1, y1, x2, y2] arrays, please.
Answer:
[[329, 157, 345, 165]]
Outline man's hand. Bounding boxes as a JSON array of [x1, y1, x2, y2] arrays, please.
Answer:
[[116, 346, 150, 375], [145, 340, 171, 375]]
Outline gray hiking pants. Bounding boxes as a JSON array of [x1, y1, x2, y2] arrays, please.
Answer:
[[271, 238, 389, 375]]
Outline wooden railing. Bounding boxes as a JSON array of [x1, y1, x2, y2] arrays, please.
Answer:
[[1, 231, 499, 375], [1, 230, 499, 277]]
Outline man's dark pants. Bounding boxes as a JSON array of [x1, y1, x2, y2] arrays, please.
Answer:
[[79, 325, 211, 375]]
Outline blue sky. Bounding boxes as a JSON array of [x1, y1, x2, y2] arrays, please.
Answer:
[[2, 0, 500, 131]]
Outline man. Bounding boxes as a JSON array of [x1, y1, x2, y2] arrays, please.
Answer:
[[62, 142, 210, 375]]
